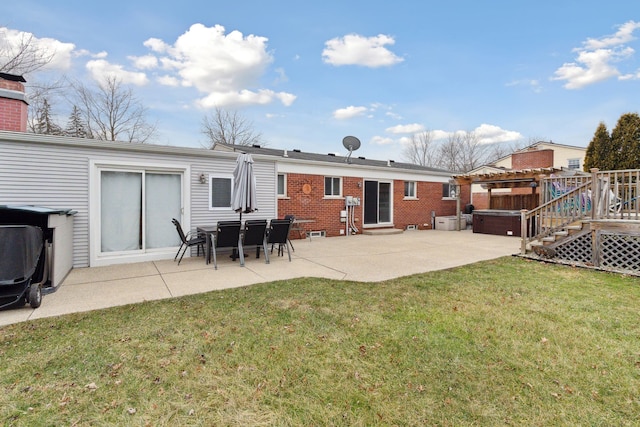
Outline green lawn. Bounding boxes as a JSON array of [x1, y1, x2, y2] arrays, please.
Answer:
[[1, 257, 639, 426]]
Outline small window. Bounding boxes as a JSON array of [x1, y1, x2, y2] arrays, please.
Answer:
[[210, 175, 233, 209], [568, 158, 580, 170], [277, 173, 287, 197], [442, 183, 457, 199], [324, 176, 341, 196], [404, 181, 416, 198]]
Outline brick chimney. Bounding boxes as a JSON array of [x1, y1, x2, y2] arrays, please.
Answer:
[[0, 72, 28, 132]]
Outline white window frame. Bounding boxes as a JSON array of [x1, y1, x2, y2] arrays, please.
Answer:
[[404, 181, 417, 199], [209, 174, 234, 210], [324, 176, 342, 197], [89, 159, 190, 267], [567, 158, 580, 170], [277, 173, 287, 198]]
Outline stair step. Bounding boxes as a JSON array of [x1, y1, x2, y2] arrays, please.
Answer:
[[554, 231, 569, 237], [542, 236, 556, 242], [566, 225, 582, 230]]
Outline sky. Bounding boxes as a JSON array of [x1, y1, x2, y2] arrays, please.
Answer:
[[1, 1, 640, 162]]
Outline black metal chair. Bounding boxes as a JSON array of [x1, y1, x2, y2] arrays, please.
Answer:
[[212, 221, 242, 270], [283, 214, 299, 251], [267, 218, 293, 261], [172, 218, 206, 265], [240, 219, 269, 266]]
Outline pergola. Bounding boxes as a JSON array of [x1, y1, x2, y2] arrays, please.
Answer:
[[454, 167, 559, 211]]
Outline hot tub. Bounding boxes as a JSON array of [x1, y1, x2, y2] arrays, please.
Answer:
[[472, 210, 521, 236]]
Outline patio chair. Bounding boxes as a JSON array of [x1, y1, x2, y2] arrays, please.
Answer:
[[240, 219, 269, 266], [212, 220, 242, 270], [172, 218, 206, 265], [284, 214, 300, 251], [267, 218, 293, 261]]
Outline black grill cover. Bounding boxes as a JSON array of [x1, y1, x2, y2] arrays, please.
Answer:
[[0, 225, 43, 284]]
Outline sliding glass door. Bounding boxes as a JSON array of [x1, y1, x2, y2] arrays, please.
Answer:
[[363, 180, 392, 225], [100, 169, 182, 254]]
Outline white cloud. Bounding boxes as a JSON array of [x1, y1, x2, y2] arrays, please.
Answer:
[[86, 59, 149, 85], [473, 124, 523, 143], [139, 23, 295, 107], [157, 74, 180, 86], [583, 21, 640, 50], [0, 27, 76, 72], [333, 105, 368, 120], [197, 88, 296, 109], [129, 54, 158, 70], [552, 20, 640, 89], [322, 33, 404, 67], [386, 123, 425, 134], [370, 135, 395, 145]]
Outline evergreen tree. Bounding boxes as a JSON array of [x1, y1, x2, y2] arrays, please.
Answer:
[[584, 122, 610, 171], [612, 112, 640, 170], [64, 105, 89, 138], [34, 98, 63, 135]]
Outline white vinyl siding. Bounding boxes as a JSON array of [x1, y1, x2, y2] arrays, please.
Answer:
[[0, 134, 277, 268]]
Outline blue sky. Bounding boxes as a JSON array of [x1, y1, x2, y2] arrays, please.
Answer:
[[2, 1, 639, 161]]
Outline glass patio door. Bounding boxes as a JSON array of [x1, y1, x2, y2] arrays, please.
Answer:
[[100, 170, 182, 254], [363, 180, 392, 225]]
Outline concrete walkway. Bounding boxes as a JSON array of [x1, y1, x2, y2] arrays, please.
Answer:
[[0, 230, 520, 326]]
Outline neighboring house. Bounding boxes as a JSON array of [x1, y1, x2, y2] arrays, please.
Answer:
[[466, 141, 586, 210], [494, 141, 586, 171], [214, 143, 467, 236]]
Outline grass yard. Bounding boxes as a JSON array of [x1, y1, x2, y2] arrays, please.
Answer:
[[1, 256, 639, 426]]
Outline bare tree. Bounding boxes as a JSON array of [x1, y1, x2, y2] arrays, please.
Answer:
[[201, 107, 264, 149], [436, 131, 495, 173], [0, 30, 55, 75], [401, 130, 440, 167], [72, 76, 156, 143]]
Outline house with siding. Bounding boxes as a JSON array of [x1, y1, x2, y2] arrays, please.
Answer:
[[214, 143, 467, 237], [0, 131, 278, 268]]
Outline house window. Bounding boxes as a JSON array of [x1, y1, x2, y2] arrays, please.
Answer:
[[568, 158, 580, 170], [442, 183, 457, 199], [324, 176, 342, 197], [210, 175, 233, 209], [404, 181, 416, 198], [277, 173, 287, 197]]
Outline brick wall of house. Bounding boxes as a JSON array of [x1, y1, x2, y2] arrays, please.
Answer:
[[471, 192, 489, 210], [279, 173, 467, 237], [512, 149, 553, 169], [0, 77, 28, 132]]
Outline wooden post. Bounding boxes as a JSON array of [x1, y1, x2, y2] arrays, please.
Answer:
[[590, 168, 599, 220], [520, 209, 528, 255]]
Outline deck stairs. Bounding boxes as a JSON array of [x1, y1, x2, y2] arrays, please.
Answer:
[[521, 169, 640, 275]]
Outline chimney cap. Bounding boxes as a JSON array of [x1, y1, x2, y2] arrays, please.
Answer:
[[0, 72, 26, 83]]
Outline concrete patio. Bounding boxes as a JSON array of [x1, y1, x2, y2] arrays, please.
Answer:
[[0, 229, 520, 326]]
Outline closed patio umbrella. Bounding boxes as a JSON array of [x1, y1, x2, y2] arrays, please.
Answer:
[[231, 152, 258, 220]]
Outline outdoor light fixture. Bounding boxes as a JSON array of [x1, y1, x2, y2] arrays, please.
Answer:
[[199, 173, 207, 184]]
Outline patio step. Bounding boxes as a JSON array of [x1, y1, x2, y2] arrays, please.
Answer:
[[362, 228, 404, 235]]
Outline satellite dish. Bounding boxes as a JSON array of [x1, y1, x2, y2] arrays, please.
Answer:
[[342, 136, 361, 163]]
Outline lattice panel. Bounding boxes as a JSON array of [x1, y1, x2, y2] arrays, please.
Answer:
[[598, 232, 640, 272], [554, 233, 592, 264]]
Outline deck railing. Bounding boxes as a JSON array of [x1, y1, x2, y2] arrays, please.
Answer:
[[520, 168, 640, 254]]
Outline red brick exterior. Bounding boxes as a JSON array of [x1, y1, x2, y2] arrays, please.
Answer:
[[0, 78, 28, 132], [512, 149, 553, 169], [278, 173, 469, 237]]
